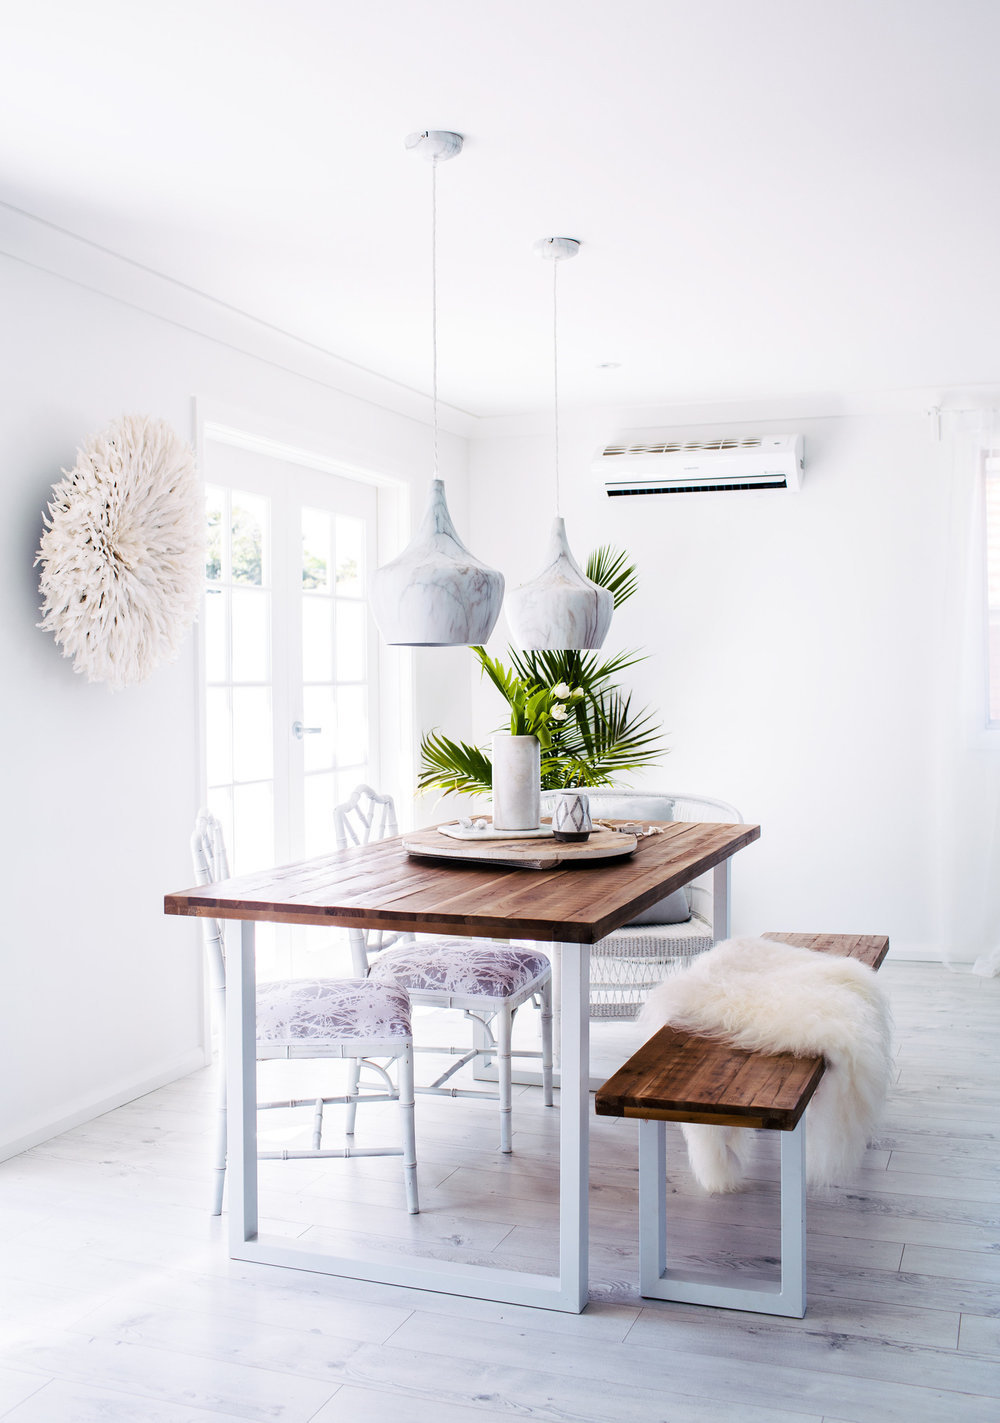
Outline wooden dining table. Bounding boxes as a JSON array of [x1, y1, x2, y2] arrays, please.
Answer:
[[164, 817, 759, 1313]]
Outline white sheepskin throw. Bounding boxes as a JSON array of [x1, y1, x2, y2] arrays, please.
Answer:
[[638, 936, 893, 1193], [37, 414, 204, 690]]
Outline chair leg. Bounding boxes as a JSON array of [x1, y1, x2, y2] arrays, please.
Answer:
[[398, 1044, 419, 1214], [540, 979, 554, 1108], [212, 1063, 227, 1217], [498, 1004, 514, 1153], [345, 1057, 362, 1136], [208, 986, 229, 1216], [311, 1097, 324, 1151], [550, 943, 562, 1068]]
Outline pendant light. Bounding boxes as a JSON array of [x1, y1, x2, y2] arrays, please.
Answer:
[[505, 238, 613, 651], [370, 131, 504, 647]]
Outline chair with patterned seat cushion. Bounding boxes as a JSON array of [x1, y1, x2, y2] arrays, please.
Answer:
[[541, 789, 743, 1021], [333, 785, 553, 1153], [192, 810, 418, 1216]]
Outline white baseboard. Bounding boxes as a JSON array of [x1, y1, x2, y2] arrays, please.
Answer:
[[0, 1047, 209, 1165], [887, 941, 975, 964]]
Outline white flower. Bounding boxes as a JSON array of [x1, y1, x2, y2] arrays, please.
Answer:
[[552, 682, 571, 698], [570, 687, 584, 699], [550, 703, 569, 721]]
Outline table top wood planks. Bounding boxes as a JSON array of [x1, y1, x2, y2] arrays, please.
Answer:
[[594, 931, 889, 1130], [164, 819, 760, 944]]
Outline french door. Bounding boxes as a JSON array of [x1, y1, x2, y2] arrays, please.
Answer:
[[202, 438, 381, 974]]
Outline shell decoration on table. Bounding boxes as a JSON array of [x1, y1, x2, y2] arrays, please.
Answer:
[[36, 414, 204, 690]]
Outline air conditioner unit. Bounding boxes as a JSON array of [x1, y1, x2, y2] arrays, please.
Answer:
[[594, 434, 804, 496]]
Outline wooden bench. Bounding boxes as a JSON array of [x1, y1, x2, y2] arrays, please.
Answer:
[[595, 932, 890, 1317]]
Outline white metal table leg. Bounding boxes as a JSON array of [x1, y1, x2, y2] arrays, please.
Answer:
[[225, 919, 258, 1250], [712, 858, 731, 941], [222, 925, 591, 1312], [557, 940, 590, 1312]]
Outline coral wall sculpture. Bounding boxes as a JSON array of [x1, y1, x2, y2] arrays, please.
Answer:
[[37, 414, 204, 690]]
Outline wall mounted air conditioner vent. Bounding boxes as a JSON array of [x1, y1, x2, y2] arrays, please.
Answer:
[[594, 434, 804, 496]]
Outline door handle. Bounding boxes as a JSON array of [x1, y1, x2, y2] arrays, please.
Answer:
[[292, 721, 322, 739]]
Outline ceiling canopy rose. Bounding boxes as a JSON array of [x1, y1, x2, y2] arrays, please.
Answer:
[[36, 414, 204, 690]]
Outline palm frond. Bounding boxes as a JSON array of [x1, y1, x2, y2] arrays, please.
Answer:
[[417, 732, 493, 797], [586, 546, 639, 608], [508, 645, 646, 694], [470, 646, 520, 702], [539, 689, 667, 789]]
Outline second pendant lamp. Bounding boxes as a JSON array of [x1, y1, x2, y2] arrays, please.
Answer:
[[505, 238, 613, 651]]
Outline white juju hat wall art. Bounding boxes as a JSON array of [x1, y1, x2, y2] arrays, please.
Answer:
[[36, 414, 204, 690], [505, 237, 613, 651], [370, 130, 504, 647]]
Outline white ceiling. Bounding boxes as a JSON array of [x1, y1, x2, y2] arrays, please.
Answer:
[[1, 0, 998, 420]]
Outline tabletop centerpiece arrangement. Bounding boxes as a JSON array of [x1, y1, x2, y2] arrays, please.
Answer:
[[418, 547, 666, 829]]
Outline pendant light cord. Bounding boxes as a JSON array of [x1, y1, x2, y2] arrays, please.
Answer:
[[552, 253, 561, 517], [431, 155, 440, 480]]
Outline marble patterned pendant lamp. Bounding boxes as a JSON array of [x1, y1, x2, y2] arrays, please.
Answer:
[[370, 130, 503, 647], [505, 238, 613, 651]]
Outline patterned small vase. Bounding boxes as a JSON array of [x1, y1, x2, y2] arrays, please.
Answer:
[[552, 791, 592, 843]]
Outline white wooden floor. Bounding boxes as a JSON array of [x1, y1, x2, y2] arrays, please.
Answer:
[[0, 961, 997, 1423]]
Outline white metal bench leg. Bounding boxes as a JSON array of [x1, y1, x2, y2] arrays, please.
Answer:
[[779, 1122, 807, 1315], [638, 1116, 807, 1318], [638, 1119, 667, 1293]]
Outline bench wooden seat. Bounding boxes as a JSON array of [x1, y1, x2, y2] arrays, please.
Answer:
[[595, 932, 889, 1317]]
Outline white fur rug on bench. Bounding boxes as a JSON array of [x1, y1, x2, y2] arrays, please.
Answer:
[[637, 936, 893, 1193]]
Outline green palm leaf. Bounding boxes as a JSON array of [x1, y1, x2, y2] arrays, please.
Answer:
[[508, 645, 646, 693], [416, 733, 493, 797], [586, 545, 639, 608]]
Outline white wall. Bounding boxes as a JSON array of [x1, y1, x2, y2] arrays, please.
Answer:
[[468, 402, 961, 958], [0, 248, 469, 1159]]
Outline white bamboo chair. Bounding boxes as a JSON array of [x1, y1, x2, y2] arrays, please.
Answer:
[[540, 789, 743, 1020], [191, 810, 419, 1215], [333, 785, 553, 1153]]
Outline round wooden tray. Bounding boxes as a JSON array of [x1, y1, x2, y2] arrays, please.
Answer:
[[401, 823, 638, 871]]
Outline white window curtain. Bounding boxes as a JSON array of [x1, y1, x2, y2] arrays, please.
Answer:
[[938, 406, 1000, 976]]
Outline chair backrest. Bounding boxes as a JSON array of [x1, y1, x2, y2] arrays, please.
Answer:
[[541, 789, 742, 825], [541, 788, 743, 923], [191, 810, 229, 993], [332, 784, 399, 850], [332, 785, 410, 973]]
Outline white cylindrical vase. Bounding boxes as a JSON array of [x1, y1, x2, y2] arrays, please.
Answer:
[[491, 734, 541, 831]]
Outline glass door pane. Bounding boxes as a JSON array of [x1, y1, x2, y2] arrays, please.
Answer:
[[203, 482, 275, 875], [202, 439, 381, 980], [298, 507, 375, 858]]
